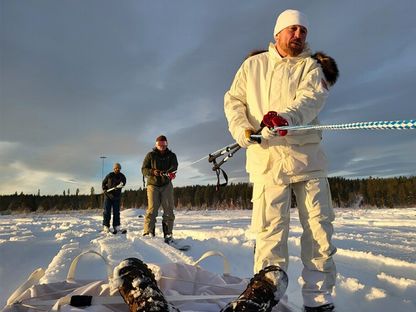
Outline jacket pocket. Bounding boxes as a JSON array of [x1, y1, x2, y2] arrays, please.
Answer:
[[246, 145, 268, 175], [250, 184, 266, 233]]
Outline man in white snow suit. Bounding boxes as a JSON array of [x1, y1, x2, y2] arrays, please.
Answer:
[[141, 135, 178, 242], [102, 162, 127, 234], [224, 9, 337, 311]]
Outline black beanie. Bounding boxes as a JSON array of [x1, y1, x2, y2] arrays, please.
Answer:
[[156, 135, 167, 142]]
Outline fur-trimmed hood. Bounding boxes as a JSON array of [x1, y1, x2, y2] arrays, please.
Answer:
[[311, 52, 339, 86]]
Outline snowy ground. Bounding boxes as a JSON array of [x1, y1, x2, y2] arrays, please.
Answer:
[[0, 208, 415, 311]]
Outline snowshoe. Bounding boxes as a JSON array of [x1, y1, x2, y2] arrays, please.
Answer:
[[220, 265, 288, 312], [114, 257, 179, 312]]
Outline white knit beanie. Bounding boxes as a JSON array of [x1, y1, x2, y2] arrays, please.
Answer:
[[273, 9, 309, 36]]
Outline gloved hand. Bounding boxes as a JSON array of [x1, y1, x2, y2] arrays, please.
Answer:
[[261, 111, 289, 136], [167, 172, 176, 180], [238, 129, 257, 148], [152, 169, 161, 176], [261, 126, 276, 140]]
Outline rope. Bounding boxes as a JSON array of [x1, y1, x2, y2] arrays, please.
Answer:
[[178, 154, 209, 171], [249, 119, 416, 138], [274, 119, 416, 131]]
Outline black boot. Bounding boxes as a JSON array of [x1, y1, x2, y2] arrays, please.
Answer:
[[143, 228, 155, 237], [220, 265, 288, 312], [114, 257, 179, 312], [164, 234, 173, 244], [162, 222, 173, 243]]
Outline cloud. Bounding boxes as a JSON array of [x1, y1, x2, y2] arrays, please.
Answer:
[[1, 0, 416, 194]]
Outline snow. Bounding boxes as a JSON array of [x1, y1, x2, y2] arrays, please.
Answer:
[[1, 208, 415, 311]]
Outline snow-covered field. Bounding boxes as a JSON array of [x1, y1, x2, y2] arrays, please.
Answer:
[[0, 208, 415, 311]]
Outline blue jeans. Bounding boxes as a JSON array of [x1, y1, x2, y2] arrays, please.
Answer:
[[103, 197, 121, 228]]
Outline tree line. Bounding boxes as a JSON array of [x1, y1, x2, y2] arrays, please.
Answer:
[[1, 176, 415, 214]]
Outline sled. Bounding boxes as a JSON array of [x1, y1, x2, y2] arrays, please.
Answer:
[[3, 250, 296, 312]]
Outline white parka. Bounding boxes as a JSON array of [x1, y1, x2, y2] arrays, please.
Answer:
[[224, 43, 330, 185]]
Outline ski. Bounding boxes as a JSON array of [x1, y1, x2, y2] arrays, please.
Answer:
[[112, 229, 127, 235], [141, 235, 190, 251], [100, 227, 127, 235], [165, 239, 191, 251], [112, 228, 127, 235]]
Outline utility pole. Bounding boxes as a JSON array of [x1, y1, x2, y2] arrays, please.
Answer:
[[100, 156, 107, 181], [100, 156, 107, 208]]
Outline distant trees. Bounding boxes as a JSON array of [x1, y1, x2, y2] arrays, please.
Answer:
[[173, 183, 252, 210], [358, 176, 416, 208], [327, 176, 416, 208], [1, 176, 415, 213]]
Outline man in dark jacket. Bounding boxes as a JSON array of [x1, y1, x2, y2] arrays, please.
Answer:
[[141, 135, 178, 242], [102, 162, 127, 234]]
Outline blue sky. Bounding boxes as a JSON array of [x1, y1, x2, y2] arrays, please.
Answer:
[[1, 0, 416, 195]]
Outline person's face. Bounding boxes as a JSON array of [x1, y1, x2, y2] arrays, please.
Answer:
[[113, 165, 121, 173], [155, 140, 168, 152], [275, 25, 307, 57]]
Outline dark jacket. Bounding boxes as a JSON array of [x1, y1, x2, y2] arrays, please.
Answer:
[[102, 172, 127, 200], [142, 148, 178, 187]]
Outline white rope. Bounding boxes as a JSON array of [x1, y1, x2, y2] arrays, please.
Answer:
[[250, 119, 416, 140], [275, 119, 416, 131]]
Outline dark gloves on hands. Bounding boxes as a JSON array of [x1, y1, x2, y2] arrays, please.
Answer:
[[261, 111, 289, 136], [151, 169, 176, 180]]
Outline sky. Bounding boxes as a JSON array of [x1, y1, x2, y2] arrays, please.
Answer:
[[1, 0, 416, 195], [1, 208, 415, 310]]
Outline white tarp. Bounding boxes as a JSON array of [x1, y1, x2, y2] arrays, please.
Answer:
[[4, 250, 293, 312]]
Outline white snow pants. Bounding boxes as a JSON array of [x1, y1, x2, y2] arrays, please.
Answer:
[[252, 178, 337, 307]]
